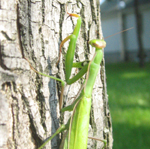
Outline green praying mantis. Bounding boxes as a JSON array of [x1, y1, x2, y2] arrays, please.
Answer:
[[25, 11, 107, 149], [37, 12, 106, 149]]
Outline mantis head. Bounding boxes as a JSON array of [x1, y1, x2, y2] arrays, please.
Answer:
[[89, 39, 106, 49]]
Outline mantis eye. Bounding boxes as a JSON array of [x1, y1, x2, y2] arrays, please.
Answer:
[[89, 39, 106, 49]]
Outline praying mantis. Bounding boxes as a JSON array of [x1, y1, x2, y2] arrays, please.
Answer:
[[34, 11, 107, 149], [21, 10, 107, 148]]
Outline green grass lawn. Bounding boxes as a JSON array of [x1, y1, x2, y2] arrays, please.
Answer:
[[105, 62, 150, 149]]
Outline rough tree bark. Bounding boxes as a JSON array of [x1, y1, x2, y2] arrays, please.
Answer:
[[0, 0, 113, 149]]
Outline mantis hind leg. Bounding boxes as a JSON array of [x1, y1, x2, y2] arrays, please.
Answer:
[[25, 57, 65, 110], [88, 137, 107, 149], [38, 121, 70, 149]]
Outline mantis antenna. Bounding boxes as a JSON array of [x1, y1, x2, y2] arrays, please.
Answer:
[[104, 27, 133, 39]]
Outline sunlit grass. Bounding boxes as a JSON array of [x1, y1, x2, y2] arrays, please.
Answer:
[[121, 72, 148, 79], [106, 62, 150, 149]]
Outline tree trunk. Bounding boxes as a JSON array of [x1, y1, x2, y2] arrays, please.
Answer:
[[0, 0, 113, 149], [134, 0, 145, 67]]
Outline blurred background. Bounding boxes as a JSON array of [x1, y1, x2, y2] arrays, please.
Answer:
[[100, 0, 150, 149]]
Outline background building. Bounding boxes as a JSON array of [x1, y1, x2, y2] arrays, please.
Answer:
[[101, 0, 150, 63]]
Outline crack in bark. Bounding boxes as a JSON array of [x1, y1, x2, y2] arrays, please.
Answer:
[[89, 0, 97, 23], [0, 40, 11, 70], [29, 114, 43, 148], [10, 82, 20, 148], [16, 2, 26, 60], [42, 0, 45, 24], [1, 31, 15, 41], [21, 89, 43, 148], [35, 75, 47, 132], [27, 0, 33, 49]]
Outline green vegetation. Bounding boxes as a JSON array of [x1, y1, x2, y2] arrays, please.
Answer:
[[106, 62, 150, 149]]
